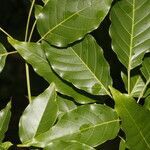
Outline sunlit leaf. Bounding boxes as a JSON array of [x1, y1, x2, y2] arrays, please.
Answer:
[[37, 0, 112, 47], [57, 95, 77, 118], [0, 102, 11, 142], [34, 5, 43, 19], [110, 87, 150, 150], [0, 142, 12, 150], [0, 43, 7, 73], [43, 35, 112, 96], [30, 104, 119, 148], [19, 83, 58, 143], [44, 140, 96, 150], [110, 0, 150, 70], [8, 37, 95, 104]]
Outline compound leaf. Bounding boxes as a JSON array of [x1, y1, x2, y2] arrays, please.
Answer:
[[8, 37, 95, 104]]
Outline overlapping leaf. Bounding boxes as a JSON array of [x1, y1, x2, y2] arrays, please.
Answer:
[[121, 72, 146, 97], [137, 56, 150, 101], [30, 104, 119, 148], [57, 95, 77, 117], [44, 140, 96, 150], [110, 87, 150, 150], [0, 43, 7, 73], [37, 0, 112, 47], [110, 0, 150, 70], [8, 37, 95, 104], [43, 35, 112, 96], [19, 83, 58, 143]]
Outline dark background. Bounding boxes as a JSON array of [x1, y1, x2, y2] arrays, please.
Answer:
[[0, 0, 123, 149]]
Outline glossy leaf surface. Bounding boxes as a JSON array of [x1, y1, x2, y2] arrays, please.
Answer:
[[44, 140, 96, 150], [0, 43, 7, 73], [44, 35, 112, 96], [32, 104, 119, 147], [37, 0, 112, 47], [121, 72, 145, 97], [8, 38, 95, 104], [57, 95, 77, 117], [110, 87, 150, 150], [0, 102, 11, 142], [19, 83, 58, 143], [35, 5, 43, 19], [110, 0, 150, 70]]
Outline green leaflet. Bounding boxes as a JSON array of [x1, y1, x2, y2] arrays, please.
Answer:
[[43, 35, 112, 96], [0, 142, 12, 150], [110, 87, 150, 150], [37, 0, 112, 47], [110, 0, 150, 70], [8, 37, 95, 104], [0, 102, 11, 142], [0, 43, 7, 73], [57, 95, 77, 118], [34, 5, 43, 19], [44, 140, 96, 150], [30, 104, 119, 148], [137, 56, 150, 102], [144, 96, 150, 111], [121, 72, 146, 97], [141, 56, 150, 82], [19, 83, 58, 143]]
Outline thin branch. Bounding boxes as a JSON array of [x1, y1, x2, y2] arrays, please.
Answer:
[[0, 27, 13, 39], [0, 51, 17, 57], [24, 0, 36, 103]]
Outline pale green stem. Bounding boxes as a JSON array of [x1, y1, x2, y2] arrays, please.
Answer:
[[25, 0, 35, 42], [24, 0, 35, 103], [28, 20, 37, 42], [128, 69, 131, 95], [0, 51, 17, 57], [137, 79, 150, 103], [0, 27, 13, 39]]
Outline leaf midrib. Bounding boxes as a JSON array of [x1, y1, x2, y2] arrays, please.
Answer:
[[70, 47, 111, 96], [38, 119, 119, 146]]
